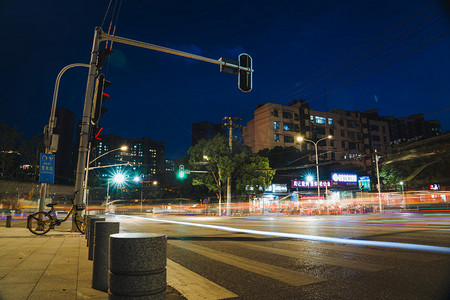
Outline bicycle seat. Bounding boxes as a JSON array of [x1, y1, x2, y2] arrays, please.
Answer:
[[46, 203, 57, 208]]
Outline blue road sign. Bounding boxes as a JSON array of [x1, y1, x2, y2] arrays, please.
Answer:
[[39, 153, 55, 184]]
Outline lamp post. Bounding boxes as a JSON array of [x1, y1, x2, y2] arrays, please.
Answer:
[[297, 135, 332, 202], [375, 149, 382, 213], [83, 146, 127, 214], [106, 173, 125, 212], [399, 181, 405, 208], [133, 176, 143, 213]]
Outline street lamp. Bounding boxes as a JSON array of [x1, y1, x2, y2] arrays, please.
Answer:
[[133, 176, 144, 213], [106, 172, 126, 211], [297, 135, 332, 202], [83, 145, 128, 214], [399, 181, 405, 208]]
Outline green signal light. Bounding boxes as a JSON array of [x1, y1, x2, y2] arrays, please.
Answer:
[[178, 171, 185, 178]]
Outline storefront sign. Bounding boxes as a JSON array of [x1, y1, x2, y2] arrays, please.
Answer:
[[331, 173, 357, 186], [292, 180, 331, 188]]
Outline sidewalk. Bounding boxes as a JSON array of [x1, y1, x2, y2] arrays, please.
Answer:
[[0, 218, 185, 299]]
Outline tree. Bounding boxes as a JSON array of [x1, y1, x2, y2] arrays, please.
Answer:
[[188, 134, 275, 197]]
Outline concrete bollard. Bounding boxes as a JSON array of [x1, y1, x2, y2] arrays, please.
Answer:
[[92, 221, 120, 292], [109, 233, 167, 299], [6, 215, 12, 228], [88, 217, 105, 260]]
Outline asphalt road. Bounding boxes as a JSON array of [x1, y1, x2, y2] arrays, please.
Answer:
[[103, 212, 450, 300]]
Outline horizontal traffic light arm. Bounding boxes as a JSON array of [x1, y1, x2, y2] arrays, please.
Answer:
[[99, 29, 253, 73]]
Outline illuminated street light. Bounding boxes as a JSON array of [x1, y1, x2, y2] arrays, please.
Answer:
[[400, 181, 405, 208], [297, 135, 332, 201], [83, 145, 128, 214]]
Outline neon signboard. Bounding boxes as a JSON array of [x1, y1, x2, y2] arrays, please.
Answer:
[[331, 173, 358, 186]]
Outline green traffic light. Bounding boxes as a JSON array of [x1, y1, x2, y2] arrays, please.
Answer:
[[178, 171, 185, 178]]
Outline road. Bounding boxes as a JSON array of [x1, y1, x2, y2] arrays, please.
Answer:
[[102, 212, 450, 299]]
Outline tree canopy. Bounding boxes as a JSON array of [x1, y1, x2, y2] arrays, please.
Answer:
[[188, 135, 275, 196]]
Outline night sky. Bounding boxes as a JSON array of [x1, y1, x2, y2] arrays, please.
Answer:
[[1, 0, 449, 158]]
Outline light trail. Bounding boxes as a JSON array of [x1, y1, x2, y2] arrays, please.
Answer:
[[120, 215, 450, 254]]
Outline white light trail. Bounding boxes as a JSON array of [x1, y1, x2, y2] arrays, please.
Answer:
[[123, 216, 450, 254]]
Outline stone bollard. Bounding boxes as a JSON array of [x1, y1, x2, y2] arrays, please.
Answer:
[[109, 233, 167, 299], [92, 221, 120, 292], [6, 215, 12, 228], [88, 217, 105, 260]]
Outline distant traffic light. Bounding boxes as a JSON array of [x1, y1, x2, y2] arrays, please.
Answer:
[[238, 53, 252, 92], [92, 73, 111, 125], [177, 165, 186, 179]]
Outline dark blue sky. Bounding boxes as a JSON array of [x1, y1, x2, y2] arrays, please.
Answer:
[[1, 0, 449, 158]]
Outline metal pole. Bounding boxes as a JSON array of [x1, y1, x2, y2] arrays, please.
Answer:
[[73, 27, 102, 227], [375, 149, 382, 213], [38, 63, 89, 212], [315, 142, 320, 201], [227, 124, 232, 216]]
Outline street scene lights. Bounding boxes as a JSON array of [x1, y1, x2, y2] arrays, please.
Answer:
[[297, 135, 332, 201]]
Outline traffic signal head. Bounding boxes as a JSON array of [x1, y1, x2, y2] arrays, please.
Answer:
[[177, 165, 185, 179], [238, 53, 252, 92], [96, 48, 113, 70], [92, 74, 111, 125]]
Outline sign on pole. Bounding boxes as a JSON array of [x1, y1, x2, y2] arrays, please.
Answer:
[[39, 153, 55, 184]]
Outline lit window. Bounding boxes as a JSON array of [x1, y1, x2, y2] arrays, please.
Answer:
[[283, 123, 294, 131], [328, 118, 333, 125], [274, 134, 280, 142], [310, 115, 314, 123], [315, 116, 326, 124], [274, 121, 279, 130]]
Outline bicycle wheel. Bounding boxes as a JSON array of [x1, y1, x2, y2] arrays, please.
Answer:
[[74, 212, 86, 234], [28, 212, 52, 235]]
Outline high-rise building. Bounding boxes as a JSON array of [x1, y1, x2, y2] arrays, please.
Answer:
[[192, 121, 226, 146], [92, 134, 165, 179], [53, 107, 75, 184]]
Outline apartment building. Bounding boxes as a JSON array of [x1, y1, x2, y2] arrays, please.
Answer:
[[242, 101, 391, 173]]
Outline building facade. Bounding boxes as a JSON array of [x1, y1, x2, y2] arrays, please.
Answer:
[[242, 101, 392, 174], [92, 134, 165, 179]]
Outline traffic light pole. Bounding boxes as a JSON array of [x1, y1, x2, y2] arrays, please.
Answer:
[[73, 27, 254, 225], [73, 28, 102, 214], [39, 63, 90, 212]]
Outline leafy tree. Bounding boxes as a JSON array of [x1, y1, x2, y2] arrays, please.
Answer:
[[188, 134, 275, 197]]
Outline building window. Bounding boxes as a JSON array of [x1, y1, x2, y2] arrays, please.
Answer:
[[370, 125, 379, 131], [285, 136, 294, 143], [339, 120, 344, 126], [274, 121, 279, 130], [283, 123, 294, 131], [294, 113, 299, 120], [316, 127, 326, 135], [349, 142, 357, 150], [330, 140, 334, 147], [274, 133, 280, 142], [315, 116, 326, 124], [329, 128, 334, 136], [383, 136, 387, 142], [331, 152, 335, 160], [372, 135, 380, 142], [341, 130, 345, 137], [347, 120, 356, 128], [283, 112, 293, 119], [382, 126, 386, 133], [341, 141, 346, 148], [273, 110, 278, 117], [328, 118, 333, 125], [310, 115, 314, 123]]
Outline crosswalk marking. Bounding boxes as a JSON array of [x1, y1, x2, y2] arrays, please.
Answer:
[[168, 240, 326, 287], [167, 259, 238, 300], [280, 240, 444, 262], [221, 241, 391, 272]]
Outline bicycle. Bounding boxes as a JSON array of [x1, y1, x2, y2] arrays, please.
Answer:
[[27, 199, 86, 235]]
